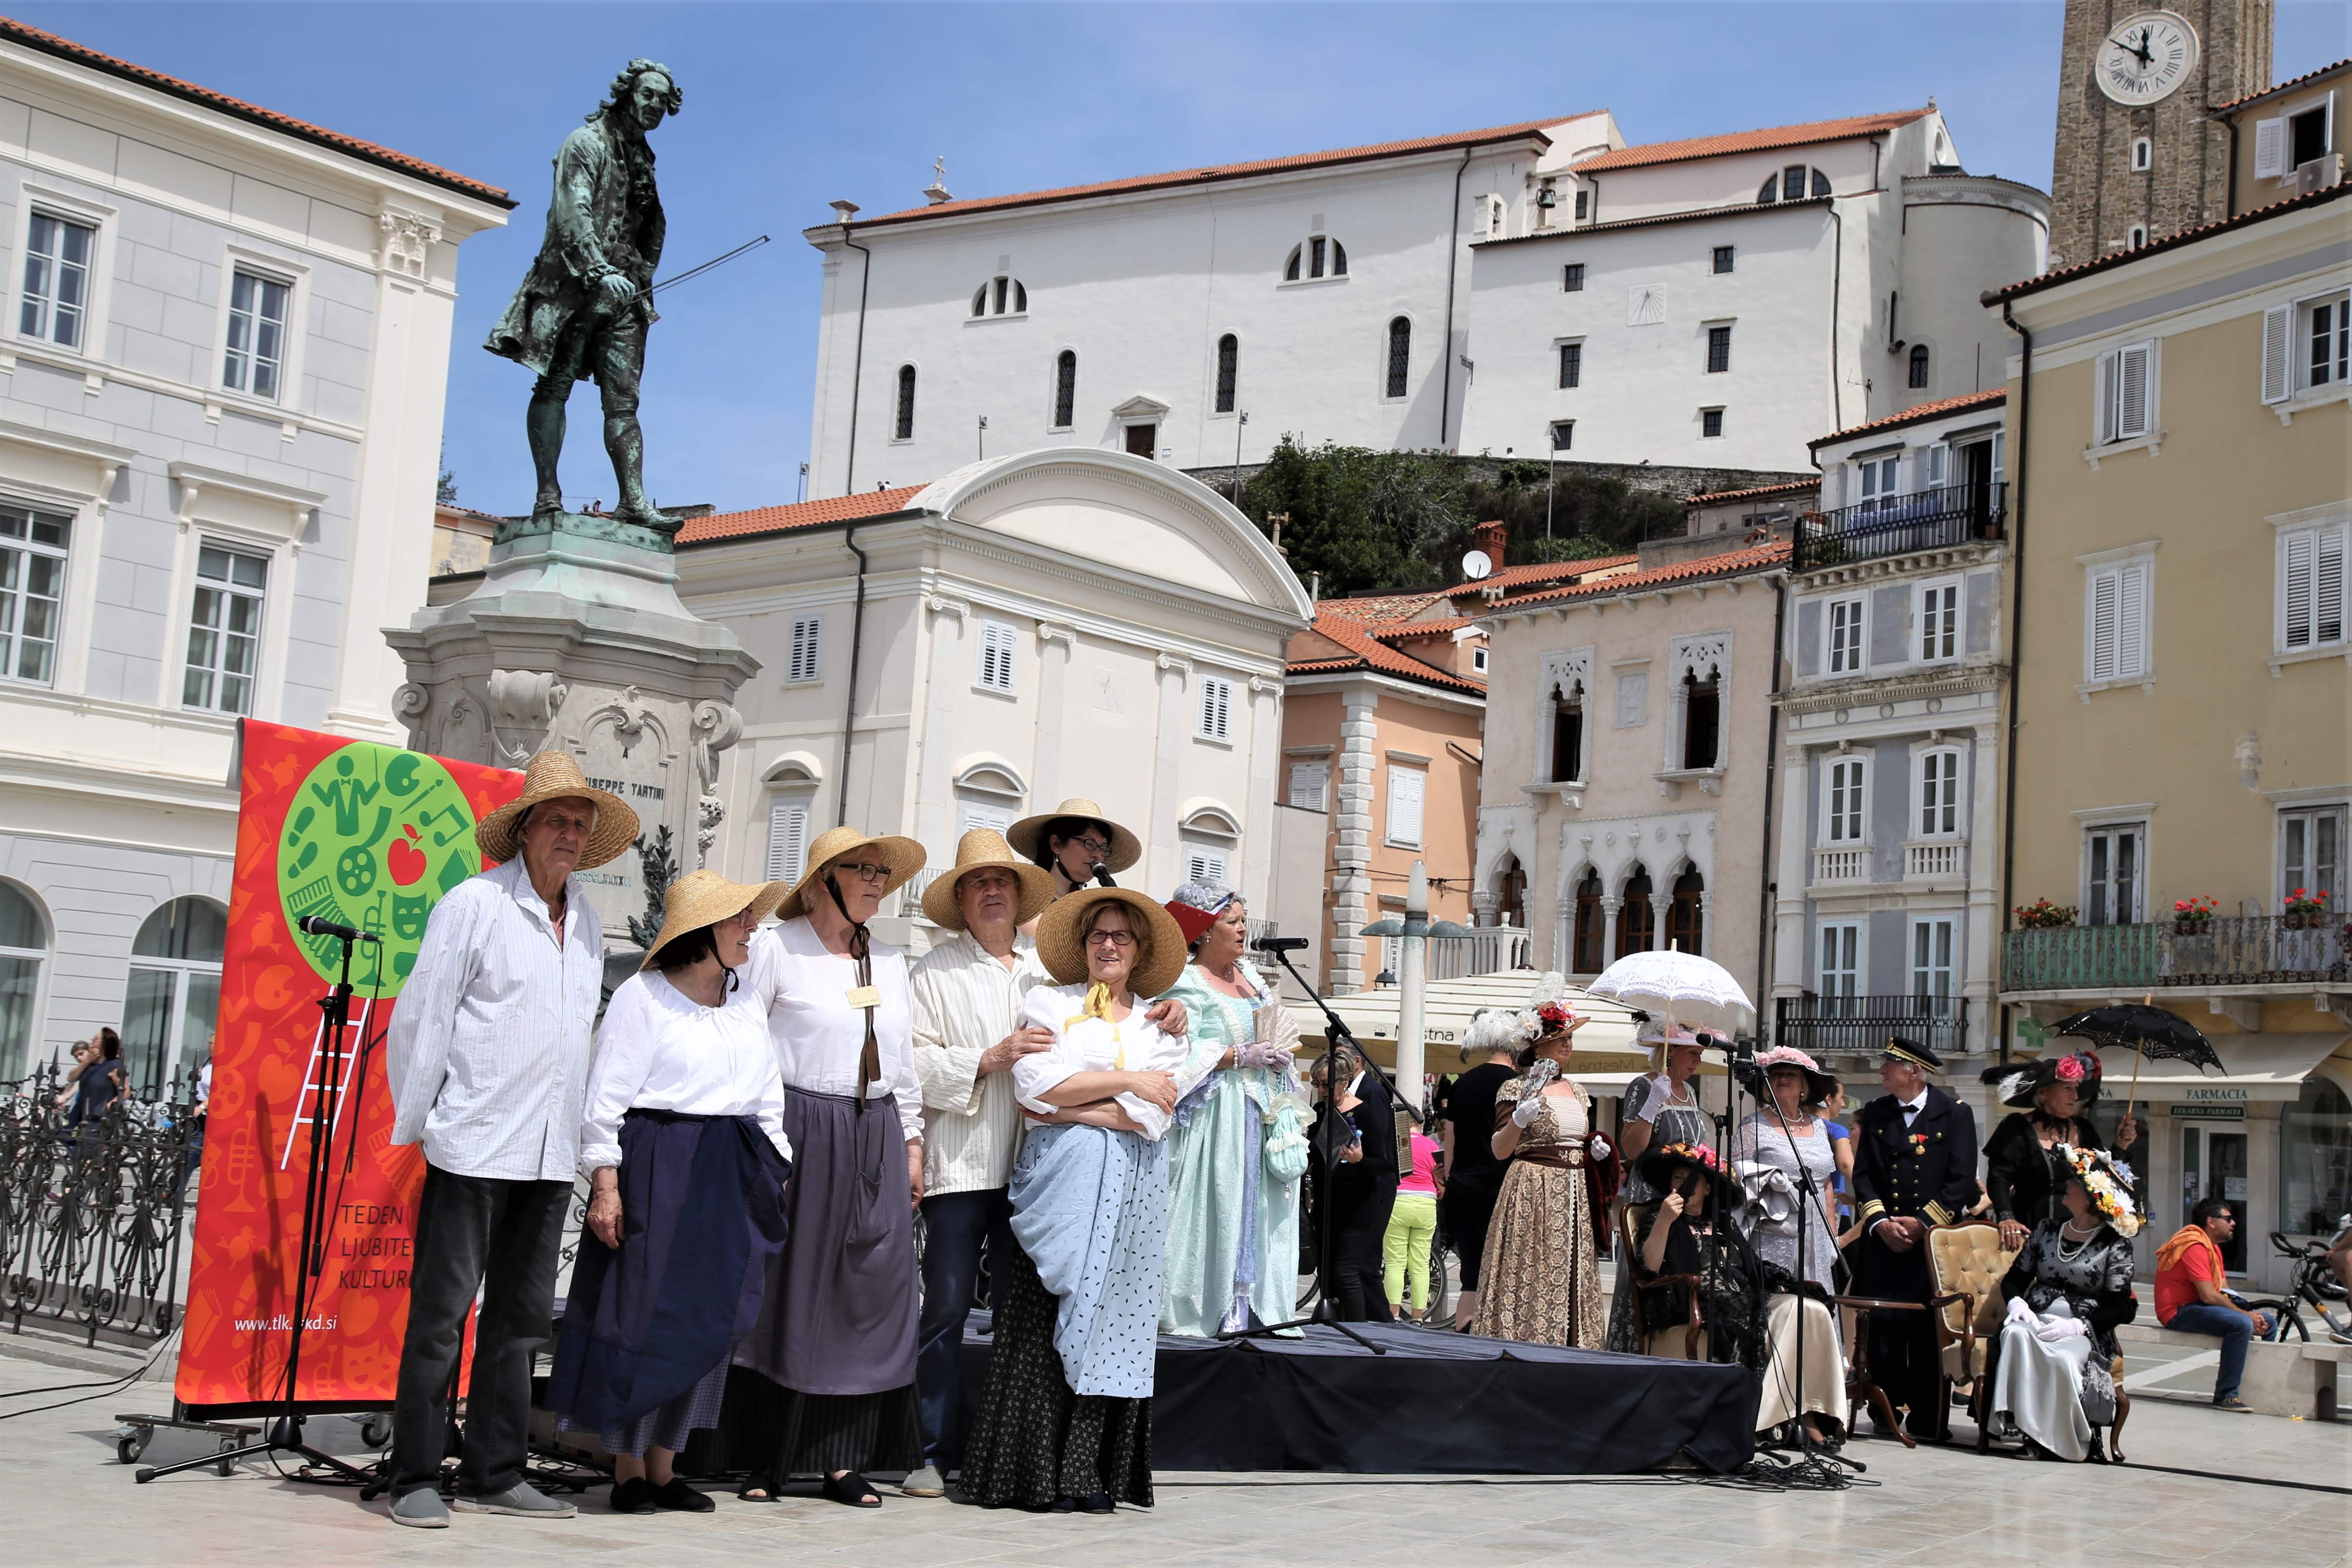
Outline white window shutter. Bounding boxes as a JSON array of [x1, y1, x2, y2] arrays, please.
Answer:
[[1387, 766, 1425, 845], [1199, 677, 1230, 740], [2089, 568, 2119, 681], [789, 615, 822, 683], [2285, 529, 2316, 647], [2253, 117, 2288, 179], [2319, 525, 2347, 645], [766, 800, 808, 881], [2261, 304, 2294, 404], [2116, 342, 2152, 440], [2094, 351, 2115, 444], [2116, 562, 2147, 678], [1289, 760, 1327, 811]]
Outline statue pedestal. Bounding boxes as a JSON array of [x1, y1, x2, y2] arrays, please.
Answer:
[[387, 512, 758, 947]]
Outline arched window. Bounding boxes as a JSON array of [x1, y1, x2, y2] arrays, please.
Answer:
[[1571, 871, 1604, 972], [1668, 869, 1704, 954], [1052, 350, 1077, 429], [1493, 854, 1527, 929], [2280, 1074, 2352, 1234], [1283, 235, 1348, 282], [0, 880, 48, 1083], [1617, 864, 1655, 956], [1811, 168, 1832, 198], [1758, 174, 1778, 204], [1761, 166, 1832, 202], [1385, 316, 1411, 399], [1550, 679, 1584, 783], [894, 364, 916, 441], [764, 761, 819, 883], [123, 895, 227, 1097], [1908, 342, 1930, 389], [971, 275, 1027, 317], [1215, 334, 1238, 414]]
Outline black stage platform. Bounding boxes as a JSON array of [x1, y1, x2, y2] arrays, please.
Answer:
[[959, 1316, 1758, 1475]]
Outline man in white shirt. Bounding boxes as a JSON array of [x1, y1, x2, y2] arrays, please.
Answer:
[[383, 754, 635, 1529]]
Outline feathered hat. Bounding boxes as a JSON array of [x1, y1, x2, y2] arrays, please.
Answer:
[[1979, 1049, 2103, 1110]]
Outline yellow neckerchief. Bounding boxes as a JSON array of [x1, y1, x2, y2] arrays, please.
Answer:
[[1065, 981, 1128, 1067]]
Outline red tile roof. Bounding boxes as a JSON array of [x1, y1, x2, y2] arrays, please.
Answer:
[[1685, 478, 1821, 507], [1288, 604, 1487, 697], [2208, 57, 2351, 114], [1808, 388, 2006, 449], [847, 114, 1585, 229], [677, 485, 929, 545], [1373, 616, 1475, 639], [1447, 554, 1642, 597], [1489, 540, 1790, 612], [0, 15, 510, 205], [1985, 179, 2352, 303], [1575, 108, 1932, 172]]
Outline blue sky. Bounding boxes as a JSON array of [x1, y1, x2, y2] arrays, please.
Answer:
[[17, 1, 2346, 514]]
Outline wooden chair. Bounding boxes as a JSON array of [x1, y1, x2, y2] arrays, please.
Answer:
[[1829, 1291, 1932, 1447], [1617, 1204, 1705, 1360]]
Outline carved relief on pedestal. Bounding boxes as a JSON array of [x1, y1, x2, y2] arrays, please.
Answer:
[[487, 669, 569, 765], [690, 699, 745, 867]]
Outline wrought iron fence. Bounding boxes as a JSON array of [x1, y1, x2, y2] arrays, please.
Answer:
[[1773, 995, 1971, 1059], [1793, 481, 2006, 571], [2004, 914, 2352, 992], [1, 1064, 197, 1346]]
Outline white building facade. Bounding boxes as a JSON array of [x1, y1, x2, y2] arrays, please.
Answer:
[[0, 21, 507, 1089], [1768, 389, 2010, 1071], [664, 448, 1313, 941], [1458, 109, 2049, 470]]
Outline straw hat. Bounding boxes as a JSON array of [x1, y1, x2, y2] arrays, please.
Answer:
[[776, 823, 927, 921], [1035, 887, 1188, 998], [922, 828, 1056, 930], [474, 750, 640, 869], [1005, 796, 1142, 875], [639, 868, 786, 968]]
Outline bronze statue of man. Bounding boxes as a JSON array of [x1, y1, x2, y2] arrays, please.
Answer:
[[486, 60, 679, 527]]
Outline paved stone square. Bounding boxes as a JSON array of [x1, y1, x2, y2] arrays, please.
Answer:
[[2, 1346, 2345, 1568]]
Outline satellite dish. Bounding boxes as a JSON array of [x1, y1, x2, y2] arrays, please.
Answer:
[[1461, 549, 1494, 581]]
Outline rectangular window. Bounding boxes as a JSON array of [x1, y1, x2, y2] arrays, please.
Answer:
[[1712, 245, 1735, 275], [1557, 340, 1582, 388], [2085, 823, 2144, 926], [2280, 805, 2344, 909], [1288, 760, 1329, 811], [1700, 408, 1724, 438], [786, 613, 822, 683], [1910, 918, 1956, 1003], [1826, 595, 1864, 675], [1385, 764, 1426, 847], [182, 543, 267, 715], [1551, 691, 1584, 782], [958, 800, 1013, 836], [1573, 190, 1589, 221], [0, 502, 71, 686], [1472, 645, 1489, 673], [1562, 263, 1585, 292], [2309, 296, 2350, 388], [1549, 420, 1574, 451], [222, 269, 291, 401], [765, 797, 810, 882], [1706, 324, 1733, 373], [2280, 517, 2349, 651], [2288, 101, 2331, 167], [2085, 558, 2151, 683], [1857, 454, 1902, 513], [1309, 235, 1327, 279], [18, 211, 94, 349], [1918, 749, 1961, 837], [1817, 922, 1859, 1005], [1825, 757, 1865, 844], [1186, 847, 1230, 887], [1918, 579, 1960, 662], [976, 618, 1017, 691], [2094, 339, 2156, 444], [1197, 675, 1232, 741]]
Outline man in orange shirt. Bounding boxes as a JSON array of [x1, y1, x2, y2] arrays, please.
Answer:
[[2153, 1198, 2276, 1411]]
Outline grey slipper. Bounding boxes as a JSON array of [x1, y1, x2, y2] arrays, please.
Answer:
[[451, 1480, 578, 1518], [901, 1464, 947, 1498], [390, 1489, 450, 1529]]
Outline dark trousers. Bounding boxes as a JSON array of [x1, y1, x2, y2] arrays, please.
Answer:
[[390, 1162, 571, 1498], [916, 1185, 1017, 1468], [1331, 1179, 1398, 1323], [1857, 1230, 1940, 1435]]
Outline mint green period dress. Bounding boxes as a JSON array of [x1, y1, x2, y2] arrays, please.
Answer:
[[1158, 964, 1306, 1338]]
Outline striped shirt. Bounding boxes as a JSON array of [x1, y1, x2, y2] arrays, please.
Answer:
[[909, 932, 1054, 1196], [386, 857, 606, 1182]]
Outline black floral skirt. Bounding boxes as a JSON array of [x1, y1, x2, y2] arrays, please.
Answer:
[[959, 1244, 1151, 1508]]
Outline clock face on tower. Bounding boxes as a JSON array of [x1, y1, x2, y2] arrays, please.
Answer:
[[2095, 10, 2200, 105]]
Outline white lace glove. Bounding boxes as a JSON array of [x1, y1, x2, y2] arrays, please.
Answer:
[[1511, 1094, 1545, 1128], [1588, 1132, 1612, 1162], [1235, 1042, 1291, 1070], [2004, 1295, 2035, 1327]]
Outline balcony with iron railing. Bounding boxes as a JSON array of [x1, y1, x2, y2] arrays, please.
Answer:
[[2003, 914, 2352, 994], [1774, 995, 1972, 1058], [1792, 481, 2006, 572]]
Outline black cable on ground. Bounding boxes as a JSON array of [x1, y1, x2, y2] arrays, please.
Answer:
[[0, 1328, 180, 1420]]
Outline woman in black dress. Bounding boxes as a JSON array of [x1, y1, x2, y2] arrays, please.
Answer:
[[1980, 1051, 2139, 1252], [1441, 1010, 1525, 1330]]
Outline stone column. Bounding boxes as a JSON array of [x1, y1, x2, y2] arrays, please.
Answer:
[[1600, 896, 1621, 965], [1032, 621, 1076, 807], [913, 594, 969, 853], [1650, 893, 1673, 951], [1242, 675, 1283, 912], [1963, 722, 2002, 1058], [1147, 653, 1191, 895], [1699, 891, 1716, 959], [1327, 687, 1378, 994]]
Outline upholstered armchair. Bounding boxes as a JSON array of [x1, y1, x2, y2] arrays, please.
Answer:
[[1927, 1219, 2020, 1444]]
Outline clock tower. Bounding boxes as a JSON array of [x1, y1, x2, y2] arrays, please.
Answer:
[[2049, 0, 2273, 267]]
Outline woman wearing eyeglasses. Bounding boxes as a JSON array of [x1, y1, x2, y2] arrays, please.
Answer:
[[729, 826, 928, 1510], [960, 889, 1193, 1514], [1007, 796, 1143, 900]]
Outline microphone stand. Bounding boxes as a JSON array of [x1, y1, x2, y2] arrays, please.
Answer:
[[1217, 941, 1408, 1354]]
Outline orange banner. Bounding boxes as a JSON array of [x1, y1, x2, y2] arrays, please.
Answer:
[[176, 721, 522, 1413]]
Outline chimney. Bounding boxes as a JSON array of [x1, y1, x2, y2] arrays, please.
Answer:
[[1472, 519, 1508, 562], [828, 199, 861, 225]]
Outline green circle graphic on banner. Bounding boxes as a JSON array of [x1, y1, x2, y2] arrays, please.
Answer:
[[278, 745, 480, 996]]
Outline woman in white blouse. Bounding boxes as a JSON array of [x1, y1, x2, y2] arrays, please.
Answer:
[[961, 889, 1193, 1514], [731, 826, 927, 1509], [545, 871, 792, 1515]]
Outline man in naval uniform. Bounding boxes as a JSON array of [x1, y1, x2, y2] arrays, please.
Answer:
[[1849, 1036, 1978, 1442]]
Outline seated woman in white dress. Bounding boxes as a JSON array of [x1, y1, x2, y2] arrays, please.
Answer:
[[1991, 1145, 2141, 1462]]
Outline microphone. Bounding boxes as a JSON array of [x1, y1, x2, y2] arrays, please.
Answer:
[[1090, 860, 1117, 888], [299, 915, 380, 945], [1252, 936, 1311, 953]]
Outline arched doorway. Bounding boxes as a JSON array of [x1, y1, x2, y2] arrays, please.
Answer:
[[1616, 863, 1654, 957], [122, 896, 227, 1097], [1668, 868, 1704, 953], [1571, 871, 1604, 973], [1493, 853, 1527, 928]]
